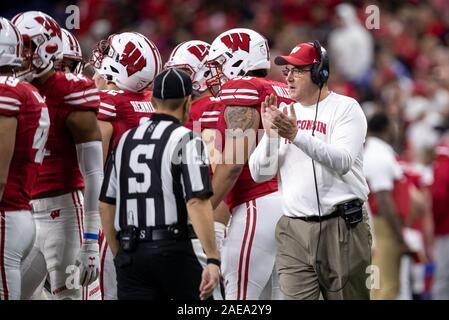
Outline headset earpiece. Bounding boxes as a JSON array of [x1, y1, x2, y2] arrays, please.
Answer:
[[310, 40, 330, 88]]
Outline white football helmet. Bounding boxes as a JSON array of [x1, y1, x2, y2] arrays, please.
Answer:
[[90, 32, 162, 92], [0, 17, 23, 68], [207, 28, 270, 88], [60, 28, 83, 74], [165, 40, 211, 93], [12, 11, 63, 80]]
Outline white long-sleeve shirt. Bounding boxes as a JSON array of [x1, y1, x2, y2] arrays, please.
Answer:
[[249, 92, 369, 217]]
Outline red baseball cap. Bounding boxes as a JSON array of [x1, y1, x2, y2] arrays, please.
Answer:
[[274, 42, 320, 67]]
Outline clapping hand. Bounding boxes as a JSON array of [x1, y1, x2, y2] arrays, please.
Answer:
[[261, 94, 279, 137], [261, 94, 298, 141]]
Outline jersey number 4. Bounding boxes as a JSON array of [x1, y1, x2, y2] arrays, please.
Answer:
[[32, 107, 50, 164]]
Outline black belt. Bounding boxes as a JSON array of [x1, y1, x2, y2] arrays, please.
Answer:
[[119, 224, 197, 243], [292, 210, 339, 222], [290, 199, 364, 223]]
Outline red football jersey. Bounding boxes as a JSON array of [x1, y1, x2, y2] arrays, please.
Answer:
[[432, 144, 449, 236], [185, 96, 225, 131], [97, 89, 154, 155], [218, 76, 295, 209], [185, 95, 227, 177], [185, 95, 226, 146], [32, 72, 100, 198], [0, 76, 49, 210]]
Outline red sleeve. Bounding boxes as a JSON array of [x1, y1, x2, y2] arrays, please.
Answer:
[[97, 90, 118, 122], [219, 78, 263, 106], [61, 73, 100, 113], [0, 79, 23, 117], [432, 153, 449, 220]]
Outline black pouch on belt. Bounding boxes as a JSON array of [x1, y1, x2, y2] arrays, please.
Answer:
[[119, 225, 138, 252], [339, 199, 363, 229]]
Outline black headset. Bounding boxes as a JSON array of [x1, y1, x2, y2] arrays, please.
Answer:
[[310, 40, 330, 88]]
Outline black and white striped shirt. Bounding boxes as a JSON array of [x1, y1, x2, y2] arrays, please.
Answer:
[[99, 113, 213, 231]]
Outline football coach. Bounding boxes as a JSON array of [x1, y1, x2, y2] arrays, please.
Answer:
[[249, 42, 372, 300]]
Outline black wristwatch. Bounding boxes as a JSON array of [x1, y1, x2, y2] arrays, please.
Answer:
[[206, 258, 221, 268]]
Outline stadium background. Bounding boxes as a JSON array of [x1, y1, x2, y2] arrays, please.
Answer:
[[3, 0, 449, 299]]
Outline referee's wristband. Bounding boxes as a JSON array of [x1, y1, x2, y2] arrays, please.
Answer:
[[206, 258, 221, 268]]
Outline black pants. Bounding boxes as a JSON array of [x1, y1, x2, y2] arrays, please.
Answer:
[[114, 239, 206, 300]]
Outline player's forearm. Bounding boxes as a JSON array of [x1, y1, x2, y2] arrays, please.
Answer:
[[76, 141, 104, 237], [98, 120, 113, 164], [66, 111, 102, 143], [214, 201, 230, 225], [99, 202, 119, 256], [249, 134, 279, 183], [0, 174, 9, 202], [0, 183, 5, 202], [209, 163, 244, 209], [187, 198, 219, 260]]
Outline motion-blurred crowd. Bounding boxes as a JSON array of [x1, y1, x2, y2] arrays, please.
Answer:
[[3, 0, 449, 300]]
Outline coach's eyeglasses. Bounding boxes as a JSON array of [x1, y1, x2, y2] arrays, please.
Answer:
[[281, 66, 312, 78]]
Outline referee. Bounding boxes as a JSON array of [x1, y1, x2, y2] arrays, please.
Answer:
[[99, 68, 220, 300]]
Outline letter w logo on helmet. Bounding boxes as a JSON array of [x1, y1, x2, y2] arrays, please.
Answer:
[[220, 33, 251, 53], [119, 41, 147, 77], [34, 16, 61, 38], [187, 44, 210, 62]]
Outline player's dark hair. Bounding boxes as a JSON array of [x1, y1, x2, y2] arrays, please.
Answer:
[[244, 69, 268, 78], [368, 112, 390, 134], [0, 66, 14, 74]]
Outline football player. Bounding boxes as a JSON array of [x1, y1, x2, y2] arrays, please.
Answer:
[[55, 28, 84, 74], [0, 17, 50, 300], [90, 32, 162, 299], [165, 40, 229, 299], [49, 27, 102, 301], [13, 11, 103, 300]]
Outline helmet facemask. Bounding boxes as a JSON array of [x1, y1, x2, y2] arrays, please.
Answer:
[[90, 32, 161, 93], [205, 55, 229, 97], [14, 34, 39, 81], [90, 37, 116, 81], [164, 40, 212, 94]]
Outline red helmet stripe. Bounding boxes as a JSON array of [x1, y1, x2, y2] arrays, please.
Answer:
[[11, 23, 22, 58], [168, 41, 185, 61], [143, 37, 161, 77], [11, 13, 23, 24]]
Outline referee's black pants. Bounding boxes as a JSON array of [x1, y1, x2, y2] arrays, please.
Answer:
[[114, 239, 206, 300]]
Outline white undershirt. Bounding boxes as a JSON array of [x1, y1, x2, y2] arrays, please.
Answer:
[[363, 136, 403, 192]]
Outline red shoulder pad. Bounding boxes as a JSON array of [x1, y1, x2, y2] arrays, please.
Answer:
[[97, 90, 124, 121], [0, 77, 25, 117], [59, 72, 100, 113], [219, 77, 263, 107]]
